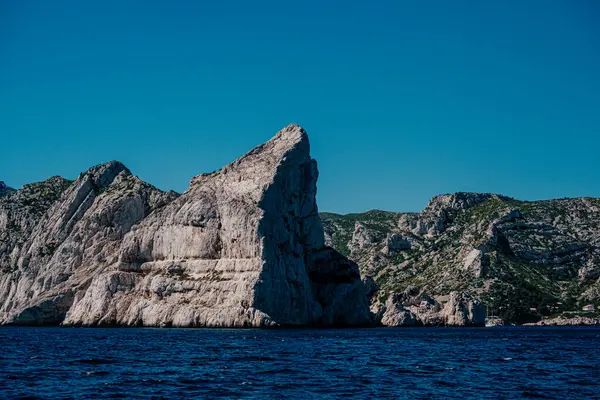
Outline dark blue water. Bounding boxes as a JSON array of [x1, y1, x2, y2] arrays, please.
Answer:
[[1, 327, 599, 399]]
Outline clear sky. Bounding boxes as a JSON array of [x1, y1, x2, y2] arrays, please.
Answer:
[[1, 1, 599, 213]]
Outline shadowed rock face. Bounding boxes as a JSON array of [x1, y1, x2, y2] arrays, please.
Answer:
[[0, 125, 373, 327], [0, 181, 16, 198]]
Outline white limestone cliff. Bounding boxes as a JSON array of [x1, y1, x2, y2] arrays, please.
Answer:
[[0, 125, 372, 327]]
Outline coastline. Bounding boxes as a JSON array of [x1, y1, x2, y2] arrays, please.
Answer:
[[521, 316, 600, 327], [3, 320, 600, 329]]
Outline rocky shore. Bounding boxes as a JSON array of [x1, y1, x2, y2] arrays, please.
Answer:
[[522, 317, 600, 327], [2, 124, 599, 328]]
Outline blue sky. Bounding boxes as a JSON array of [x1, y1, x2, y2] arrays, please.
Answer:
[[1, 1, 599, 213]]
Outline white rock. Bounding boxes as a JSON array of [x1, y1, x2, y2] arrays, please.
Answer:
[[0, 125, 372, 328]]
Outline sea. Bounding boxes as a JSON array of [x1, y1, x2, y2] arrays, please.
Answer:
[[1, 326, 599, 399]]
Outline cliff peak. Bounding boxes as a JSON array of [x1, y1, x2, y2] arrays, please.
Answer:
[[425, 192, 513, 213], [190, 124, 310, 186]]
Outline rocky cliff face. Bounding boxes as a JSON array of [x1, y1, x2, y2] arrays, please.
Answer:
[[0, 163, 178, 325], [322, 193, 600, 325], [0, 125, 372, 327], [379, 291, 485, 327], [7, 131, 598, 328], [0, 177, 73, 274]]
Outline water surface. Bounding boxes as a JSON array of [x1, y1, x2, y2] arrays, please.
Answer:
[[1, 327, 599, 399]]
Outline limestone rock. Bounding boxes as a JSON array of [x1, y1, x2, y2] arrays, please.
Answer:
[[351, 222, 385, 250], [377, 291, 484, 327], [442, 292, 486, 326], [380, 294, 418, 327], [382, 234, 414, 255], [397, 193, 512, 237], [0, 163, 178, 324], [463, 248, 489, 278], [321, 194, 600, 325], [0, 124, 372, 327], [0, 176, 73, 275]]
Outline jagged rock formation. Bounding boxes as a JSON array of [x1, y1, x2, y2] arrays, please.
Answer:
[[6, 129, 599, 328], [379, 291, 485, 327], [0, 125, 372, 327], [322, 193, 600, 325], [0, 177, 73, 274], [0, 163, 178, 325]]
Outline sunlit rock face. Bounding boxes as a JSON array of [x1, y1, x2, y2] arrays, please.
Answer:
[[0, 125, 373, 328], [322, 193, 600, 326], [0, 161, 178, 325]]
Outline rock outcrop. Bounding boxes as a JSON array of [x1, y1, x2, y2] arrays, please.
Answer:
[[321, 192, 600, 325], [378, 291, 485, 327], [523, 316, 600, 326], [0, 176, 73, 275], [0, 125, 372, 327], [6, 130, 600, 328], [0, 163, 178, 325]]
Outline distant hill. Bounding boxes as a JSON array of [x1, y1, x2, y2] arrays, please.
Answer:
[[321, 192, 600, 324]]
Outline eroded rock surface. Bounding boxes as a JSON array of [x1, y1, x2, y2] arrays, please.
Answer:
[[322, 192, 600, 325], [0, 162, 178, 324], [378, 290, 484, 327], [0, 125, 372, 327]]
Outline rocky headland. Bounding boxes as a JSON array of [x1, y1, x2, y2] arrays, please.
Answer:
[[0, 125, 371, 327], [2, 125, 599, 328]]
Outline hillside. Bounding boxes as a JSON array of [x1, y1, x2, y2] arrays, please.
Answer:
[[321, 193, 600, 324]]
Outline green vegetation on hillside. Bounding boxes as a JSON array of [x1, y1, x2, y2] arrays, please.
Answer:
[[320, 193, 600, 324]]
